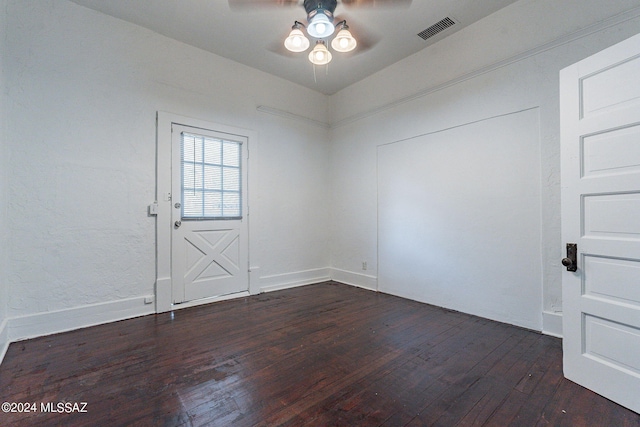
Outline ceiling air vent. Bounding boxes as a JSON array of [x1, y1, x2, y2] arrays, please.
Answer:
[[417, 17, 456, 41]]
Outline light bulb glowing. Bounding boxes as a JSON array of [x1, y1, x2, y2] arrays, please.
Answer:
[[307, 11, 334, 38], [284, 26, 310, 52], [331, 27, 357, 53], [308, 41, 332, 65]]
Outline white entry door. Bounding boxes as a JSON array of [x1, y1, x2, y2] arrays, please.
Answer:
[[560, 32, 640, 414], [171, 124, 248, 304]]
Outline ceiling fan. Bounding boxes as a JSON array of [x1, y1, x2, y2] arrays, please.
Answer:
[[229, 0, 411, 65]]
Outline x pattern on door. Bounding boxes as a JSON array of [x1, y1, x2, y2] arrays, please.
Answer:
[[183, 229, 241, 285]]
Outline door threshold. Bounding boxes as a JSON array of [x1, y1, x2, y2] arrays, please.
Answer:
[[172, 290, 250, 311]]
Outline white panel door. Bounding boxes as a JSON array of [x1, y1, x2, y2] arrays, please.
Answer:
[[171, 124, 248, 304], [560, 32, 640, 414]]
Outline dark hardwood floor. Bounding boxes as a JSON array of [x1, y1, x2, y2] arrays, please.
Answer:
[[1, 282, 638, 426]]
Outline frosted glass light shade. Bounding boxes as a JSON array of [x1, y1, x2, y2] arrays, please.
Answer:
[[307, 12, 335, 38], [308, 41, 332, 65], [284, 28, 310, 52], [331, 28, 357, 52]]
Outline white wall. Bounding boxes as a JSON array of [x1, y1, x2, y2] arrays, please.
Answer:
[[377, 109, 542, 329], [254, 114, 331, 291], [0, 0, 9, 362], [4, 0, 330, 340], [328, 0, 640, 333]]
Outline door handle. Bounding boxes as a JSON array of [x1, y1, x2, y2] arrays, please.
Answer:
[[562, 243, 577, 272], [174, 220, 182, 228]]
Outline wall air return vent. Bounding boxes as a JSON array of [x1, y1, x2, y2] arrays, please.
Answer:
[[417, 17, 456, 41]]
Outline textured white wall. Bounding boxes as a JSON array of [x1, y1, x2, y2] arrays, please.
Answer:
[[4, 0, 330, 323], [378, 109, 542, 329], [254, 116, 331, 280], [328, 1, 640, 331], [0, 0, 9, 357]]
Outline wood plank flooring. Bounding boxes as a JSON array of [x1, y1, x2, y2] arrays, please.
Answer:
[[1, 282, 638, 426]]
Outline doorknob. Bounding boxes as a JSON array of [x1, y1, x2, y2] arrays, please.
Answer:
[[174, 220, 182, 228], [562, 243, 577, 272]]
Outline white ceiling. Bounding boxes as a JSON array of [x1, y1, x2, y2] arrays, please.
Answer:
[[69, 0, 519, 95]]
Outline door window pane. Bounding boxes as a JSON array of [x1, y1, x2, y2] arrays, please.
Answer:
[[181, 132, 242, 219]]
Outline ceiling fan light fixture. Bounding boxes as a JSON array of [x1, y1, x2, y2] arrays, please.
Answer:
[[307, 9, 335, 38], [331, 22, 357, 52], [284, 22, 310, 52], [308, 40, 332, 65]]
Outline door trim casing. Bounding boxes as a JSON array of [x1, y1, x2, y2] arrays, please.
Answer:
[[156, 111, 259, 313]]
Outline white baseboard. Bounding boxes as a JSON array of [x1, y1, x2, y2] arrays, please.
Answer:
[[0, 318, 9, 366], [330, 268, 378, 291], [259, 268, 331, 293], [542, 310, 563, 338], [8, 296, 156, 343]]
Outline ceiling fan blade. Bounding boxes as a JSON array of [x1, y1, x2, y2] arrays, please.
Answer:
[[228, 0, 300, 10], [340, 0, 411, 7]]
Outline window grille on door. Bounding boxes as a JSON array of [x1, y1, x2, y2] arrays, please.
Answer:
[[181, 132, 242, 219]]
